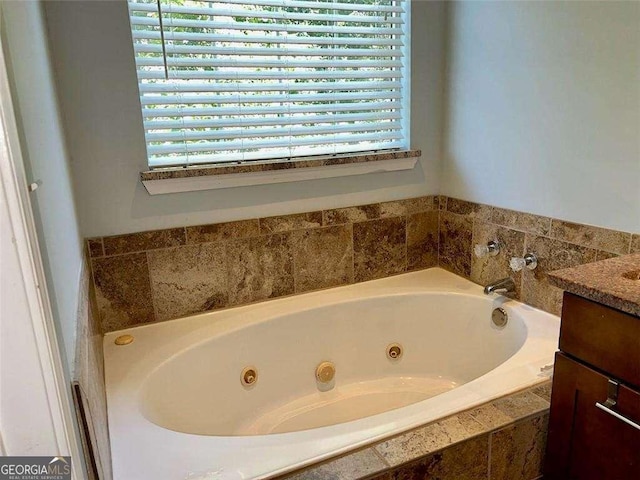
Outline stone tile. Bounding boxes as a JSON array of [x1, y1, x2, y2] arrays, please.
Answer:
[[446, 197, 492, 222], [531, 382, 553, 402], [293, 225, 354, 293], [323, 204, 381, 226], [490, 414, 548, 480], [491, 390, 550, 420], [471, 222, 525, 299], [491, 208, 551, 236], [91, 252, 155, 331], [260, 212, 323, 234], [439, 211, 472, 278], [373, 435, 489, 480], [227, 233, 294, 305], [374, 413, 485, 467], [87, 238, 104, 258], [435, 195, 447, 210], [353, 217, 407, 282], [185, 219, 259, 244], [407, 211, 439, 271], [284, 448, 386, 480], [379, 196, 434, 217], [102, 228, 186, 256], [596, 250, 619, 261], [549, 219, 631, 255], [522, 235, 597, 315], [147, 243, 228, 321], [631, 234, 640, 254]]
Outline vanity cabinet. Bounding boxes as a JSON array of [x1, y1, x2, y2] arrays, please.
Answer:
[[544, 292, 640, 480]]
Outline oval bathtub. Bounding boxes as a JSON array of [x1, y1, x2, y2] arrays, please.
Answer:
[[104, 268, 560, 480]]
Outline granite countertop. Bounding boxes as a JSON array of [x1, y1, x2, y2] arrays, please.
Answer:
[[548, 253, 640, 317]]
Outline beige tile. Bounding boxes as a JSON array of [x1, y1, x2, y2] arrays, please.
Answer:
[[379, 196, 434, 217], [491, 208, 551, 236], [147, 243, 228, 321], [522, 235, 597, 315], [490, 414, 548, 480], [87, 238, 104, 258], [596, 250, 619, 261], [435, 195, 448, 211], [284, 448, 387, 480], [185, 219, 259, 244], [323, 204, 381, 226], [227, 233, 294, 305], [407, 211, 439, 271], [446, 197, 492, 222], [374, 413, 485, 467], [631, 234, 640, 253], [471, 222, 525, 298], [91, 252, 155, 331], [293, 225, 354, 293], [491, 390, 550, 419], [439, 211, 472, 278], [353, 217, 407, 282], [550, 219, 631, 255], [260, 212, 323, 234], [531, 382, 553, 402], [102, 228, 186, 256], [374, 435, 489, 480]]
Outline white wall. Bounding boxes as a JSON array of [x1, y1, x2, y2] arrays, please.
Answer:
[[443, 1, 640, 232], [1, 1, 83, 369], [44, 0, 446, 238]]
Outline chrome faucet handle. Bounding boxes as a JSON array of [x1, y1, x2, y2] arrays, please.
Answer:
[[510, 253, 538, 272], [474, 240, 500, 258]]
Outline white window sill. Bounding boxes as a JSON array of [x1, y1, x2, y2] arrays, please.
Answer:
[[140, 150, 420, 195]]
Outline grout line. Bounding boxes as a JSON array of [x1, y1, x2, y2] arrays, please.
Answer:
[[487, 430, 492, 480], [145, 250, 160, 324], [371, 446, 391, 468]]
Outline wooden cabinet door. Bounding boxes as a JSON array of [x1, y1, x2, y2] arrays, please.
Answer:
[[545, 353, 640, 480]]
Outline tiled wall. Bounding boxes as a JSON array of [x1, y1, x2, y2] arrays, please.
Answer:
[[87, 195, 639, 332], [439, 197, 639, 315], [74, 253, 112, 479]]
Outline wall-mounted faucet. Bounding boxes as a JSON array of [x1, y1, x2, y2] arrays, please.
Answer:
[[483, 277, 516, 295], [474, 240, 501, 258], [510, 253, 538, 272]]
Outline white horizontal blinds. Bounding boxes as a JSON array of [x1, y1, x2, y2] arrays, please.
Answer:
[[128, 0, 409, 168]]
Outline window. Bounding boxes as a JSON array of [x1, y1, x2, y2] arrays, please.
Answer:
[[128, 0, 410, 169]]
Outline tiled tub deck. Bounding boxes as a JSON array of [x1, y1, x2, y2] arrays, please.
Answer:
[[279, 382, 552, 480]]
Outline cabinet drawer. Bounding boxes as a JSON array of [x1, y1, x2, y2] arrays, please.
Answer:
[[560, 292, 640, 388]]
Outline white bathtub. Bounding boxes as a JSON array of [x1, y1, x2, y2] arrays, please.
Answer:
[[104, 268, 559, 480]]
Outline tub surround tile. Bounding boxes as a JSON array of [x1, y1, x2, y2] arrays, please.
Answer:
[[471, 222, 525, 299], [490, 208, 551, 236], [227, 233, 295, 305], [631, 234, 640, 254], [354, 217, 407, 282], [373, 435, 489, 480], [549, 219, 631, 255], [489, 414, 549, 480], [596, 250, 619, 261], [435, 195, 447, 211], [185, 219, 259, 244], [323, 204, 381, 226], [87, 238, 104, 258], [446, 198, 492, 222], [407, 211, 439, 271], [293, 225, 354, 292], [522, 235, 597, 315], [102, 228, 186, 256], [260, 212, 323, 234], [91, 252, 155, 331], [285, 448, 387, 480], [439, 211, 472, 278], [379, 196, 434, 218], [374, 413, 485, 467], [531, 382, 553, 402], [147, 243, 228, 321], [547, 253, 640, 317]]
